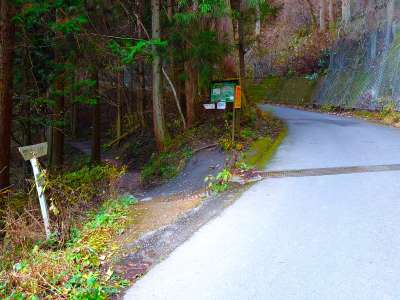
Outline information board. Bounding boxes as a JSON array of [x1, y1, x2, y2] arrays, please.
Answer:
[[211, 81, 237, 103]]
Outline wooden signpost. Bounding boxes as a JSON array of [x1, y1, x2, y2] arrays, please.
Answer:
[[18, 142, 51, 239], [205, 79, 242, 143], [232, 85, 242, 143]]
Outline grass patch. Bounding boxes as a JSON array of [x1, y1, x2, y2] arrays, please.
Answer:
[[141, 146, 193, 186], [240, 125, 288, 169]]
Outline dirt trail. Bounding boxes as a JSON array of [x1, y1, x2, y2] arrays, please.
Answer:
[[68, 140, 227, 200]]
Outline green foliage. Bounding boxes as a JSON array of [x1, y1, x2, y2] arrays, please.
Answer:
[[109, 39, 168, 65], [85, 195, 137, 230], [61, 165, 119, 190], [45, 164, 124, 204], [50, 15, 87, 34], [190, 30, 231, 88], [205, 169, 232, 193], [177, 0, 227, 17], [169, 2, 231, 89], [0, 196, 136, 299], [141, 147, 193, 185], [320, 103, 336, 112], [241, 128, 258, 139]]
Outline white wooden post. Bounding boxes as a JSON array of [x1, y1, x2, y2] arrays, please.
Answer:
[[18, 143, 51, 239], [30, 157, 51, 238]]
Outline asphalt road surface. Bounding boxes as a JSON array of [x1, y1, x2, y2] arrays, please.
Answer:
[[124, 105, 400, 300]]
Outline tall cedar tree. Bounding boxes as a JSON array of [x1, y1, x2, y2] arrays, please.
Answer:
[[152, 0, 167, 151], [0, 0, 15, 190]]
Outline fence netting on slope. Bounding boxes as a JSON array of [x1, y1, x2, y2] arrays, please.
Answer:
[[315, 0, 400, 110]]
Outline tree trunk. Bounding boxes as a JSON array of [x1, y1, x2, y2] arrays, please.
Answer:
[[116, 70, 123, 139], [304, 0, 317, 29], [167, 0, 174, 21], [152, 0, 167, 151], [217, 0, 237, 77], [91, 69, 101, 164], [184, 60, 196, 127], [328, 0, 335, 29], [255, 3, 261, 37], [238, 0, 247, 108], [22, 53, 32, 185], [51, 12, 65, 170], [341, 0, 351, 24], [22, 51, 31, 147], [51, 77, 65, 169], [136, 8, 146, 128], [0, 0, 15, 190], [319, 0, 327, 31], [70, 71, 78, 138]]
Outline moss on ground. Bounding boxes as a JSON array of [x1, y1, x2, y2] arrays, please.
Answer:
[[241, 125, 288, 169], [247, 76, 319, 106]]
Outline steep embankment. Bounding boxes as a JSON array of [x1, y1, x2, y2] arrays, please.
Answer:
[[315, 2, 400, 109]]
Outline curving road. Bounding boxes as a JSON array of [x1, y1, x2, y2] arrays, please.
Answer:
[[124, 105, 400, 300]]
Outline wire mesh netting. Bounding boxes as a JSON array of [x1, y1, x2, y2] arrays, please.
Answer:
[[315, 0, 400, 110]]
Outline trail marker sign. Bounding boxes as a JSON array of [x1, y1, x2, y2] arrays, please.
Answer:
[[19, 142, 48, 160], [234, 86, 242, 109], [18, 143, 51, 238]]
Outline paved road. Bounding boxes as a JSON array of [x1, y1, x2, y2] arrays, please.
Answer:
[[124, 105, 400, 300]]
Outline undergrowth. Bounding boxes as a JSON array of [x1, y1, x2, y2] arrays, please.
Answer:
[[204, 169, 232, 193], [352, 103, 400, 126], [0, 163, 132, 299], [140, 116, 228, 186], [0, 195, 137, 299]]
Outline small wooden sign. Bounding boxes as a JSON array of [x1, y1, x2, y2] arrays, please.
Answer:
[[203, 103, 216, 110], [18, 143, 48, 161], [234, 86, 242, 109], [18, 142, 51, 238]]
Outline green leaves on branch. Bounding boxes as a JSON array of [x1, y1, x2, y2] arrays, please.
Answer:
[[109, 39, 168, 65], [176, 0, 227, 19], [15, 0, 87, 34], [50, 15, 87, 34]]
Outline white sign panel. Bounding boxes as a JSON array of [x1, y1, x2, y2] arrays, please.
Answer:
[[217, 102, 226, 110], [18, 142, 48, 161], [203, 103, 216, 110]]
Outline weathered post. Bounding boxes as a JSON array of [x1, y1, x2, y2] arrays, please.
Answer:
[[18, 142, 51, 238]]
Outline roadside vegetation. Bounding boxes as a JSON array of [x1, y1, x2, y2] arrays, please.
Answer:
[[0, 164, 133, 299], [326, 101, 400, 128], [248, 75, 320, 106], [205, 107, 286, 193]]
